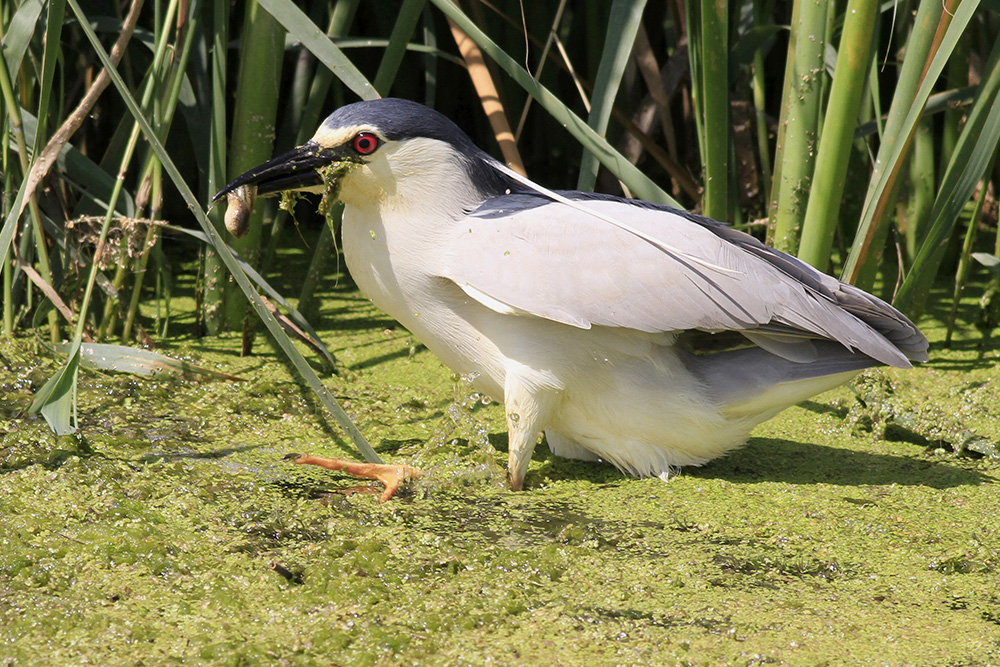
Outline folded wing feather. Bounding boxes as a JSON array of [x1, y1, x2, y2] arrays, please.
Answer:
[[443, 195, 927, 369]]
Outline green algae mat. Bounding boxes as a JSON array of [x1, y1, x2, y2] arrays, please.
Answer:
[[2, 278, 999, 666]]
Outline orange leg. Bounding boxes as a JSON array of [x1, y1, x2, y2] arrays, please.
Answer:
[[285, 454, 422, 502]]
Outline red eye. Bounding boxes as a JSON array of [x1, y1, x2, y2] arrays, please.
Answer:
[[352, 132, 379, 155]]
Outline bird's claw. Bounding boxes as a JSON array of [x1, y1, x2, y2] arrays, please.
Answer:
[[285, 453, 422, 502]]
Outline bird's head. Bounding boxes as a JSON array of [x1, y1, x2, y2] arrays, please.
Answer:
[[213, 98, 520, 228]]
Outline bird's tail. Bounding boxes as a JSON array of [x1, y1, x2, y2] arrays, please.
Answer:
[[682, 341, 881, 420], [833, 283, 929, 363]]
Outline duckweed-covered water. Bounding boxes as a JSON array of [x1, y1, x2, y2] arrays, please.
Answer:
[[1, 272, 998, 666]]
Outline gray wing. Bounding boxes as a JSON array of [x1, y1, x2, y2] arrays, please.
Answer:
[[441, 194, 927, 368]]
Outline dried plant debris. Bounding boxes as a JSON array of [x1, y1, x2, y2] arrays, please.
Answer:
[[66, 216, 162, 270]]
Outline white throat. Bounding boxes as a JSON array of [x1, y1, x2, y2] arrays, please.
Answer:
[[338, 136, 486, 218]]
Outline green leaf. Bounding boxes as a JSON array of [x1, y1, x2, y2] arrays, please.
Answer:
[[429, 0, 677, 207], [971, 253, 1000, 276], [29, 336, 82, 436], [730, 24, 784, 74], [17, 110, 136, 217], [576, 0, 648, 192], [256, 0, 378, 101], [56, 342, 245, 382], [64, 0, 380, 464], [797, 0, 878, 270], [768, 0, 829, 252], [0, 163, 31, 283], [841, 0, 981, 286], [693, 0, 731, 221], [170, 225, 337, 368], [894, 33, 1000, 314], [1, 0, 44, 76], [373, 0, 426, 96]]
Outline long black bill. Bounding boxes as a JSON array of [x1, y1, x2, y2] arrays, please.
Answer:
[[212, 141, 342, 203]]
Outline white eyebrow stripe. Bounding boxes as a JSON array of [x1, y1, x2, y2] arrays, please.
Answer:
[[310, 124, 387, 149]]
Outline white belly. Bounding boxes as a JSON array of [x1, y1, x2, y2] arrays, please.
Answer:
[[339, 205, 836, 480]]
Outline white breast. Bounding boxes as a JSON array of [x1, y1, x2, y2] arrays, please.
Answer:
[[340, 203, 510, 400]]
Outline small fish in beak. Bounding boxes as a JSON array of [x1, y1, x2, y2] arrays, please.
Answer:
[[223, 185, 257, 238], [212, 141, 356, 237]]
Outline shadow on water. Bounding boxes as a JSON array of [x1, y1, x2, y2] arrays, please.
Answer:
[[133, 444, 266, 464], [918, 351, 1000, 372], [695, 437, 992, 488], [348, 345, 423, 371], [392, 428, 993, 491], [0, 443, 268, 475], [260, 434, 992, 564], [798, 399, 849, 419], [474, 429, 991, 490]]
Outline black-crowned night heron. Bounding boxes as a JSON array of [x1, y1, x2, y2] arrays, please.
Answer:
[[215, 98, 928, 493]]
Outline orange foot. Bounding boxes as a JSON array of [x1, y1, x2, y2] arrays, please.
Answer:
[[284, 453, 422, 502]]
